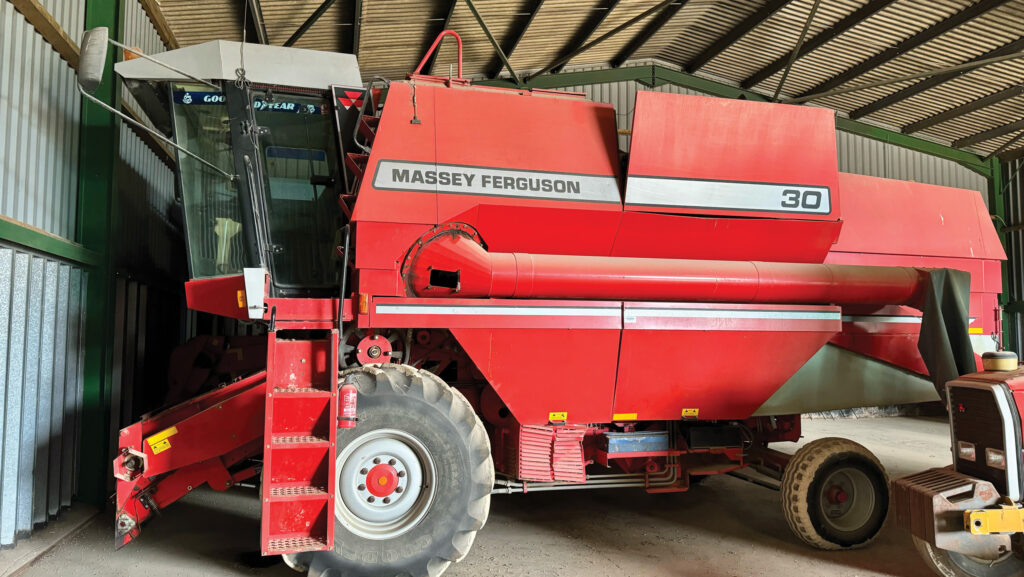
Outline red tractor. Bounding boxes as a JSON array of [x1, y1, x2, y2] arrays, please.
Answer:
[[82, 29, 1020, 577]]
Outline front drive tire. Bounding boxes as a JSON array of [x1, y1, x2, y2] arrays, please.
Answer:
[[781, 437, 889, 550], [914, 537, 1024, 577], [308, 364, 493, 577]]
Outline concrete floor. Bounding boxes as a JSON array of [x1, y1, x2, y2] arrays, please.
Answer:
[[20, 417, 952, 577]]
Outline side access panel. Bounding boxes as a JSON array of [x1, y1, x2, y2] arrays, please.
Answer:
[[612, 302, 841, 421], [370, 297, 621, 424]]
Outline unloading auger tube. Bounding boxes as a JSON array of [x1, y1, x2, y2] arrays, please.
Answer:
[[406, 226, 929, 306]]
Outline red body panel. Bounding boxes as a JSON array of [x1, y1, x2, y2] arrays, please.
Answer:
[[613, 303, 840, 420]]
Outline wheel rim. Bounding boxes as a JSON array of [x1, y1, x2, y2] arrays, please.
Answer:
[[336, 429, 437, 540], [817, 466, 876, 533]]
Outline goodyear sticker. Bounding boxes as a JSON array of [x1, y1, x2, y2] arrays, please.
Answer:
[[613, 412, 638, 421], [548, 411, 568, 423], [146, 426, 178, 455], [681, 408, 699, 419]]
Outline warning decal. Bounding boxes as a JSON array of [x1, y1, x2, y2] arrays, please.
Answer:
[[146, 426, 179, 455]]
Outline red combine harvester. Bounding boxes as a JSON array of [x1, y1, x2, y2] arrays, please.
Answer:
[[83, 29, 1021, 576]]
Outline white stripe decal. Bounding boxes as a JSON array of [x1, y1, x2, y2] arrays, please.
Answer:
[[842, 316, 978, 324], [626, 176, 831, 215], [625, 309, 839, 322], [376, 305, 621, 317], [373, 160, 621, 203]]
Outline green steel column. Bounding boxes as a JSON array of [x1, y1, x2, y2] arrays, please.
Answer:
[[990, 157, 1016, 353], [77, 0, 120, 506]]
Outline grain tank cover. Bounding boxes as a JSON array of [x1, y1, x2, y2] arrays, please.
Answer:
[[625, 92, 840, 222]]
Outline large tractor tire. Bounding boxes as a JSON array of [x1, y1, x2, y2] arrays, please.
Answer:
[[781, 437, 889, 550], [306, 364, 493, 577], [914, 537, 1024, 577]]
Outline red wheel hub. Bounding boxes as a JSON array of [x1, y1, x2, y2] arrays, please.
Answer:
[[827, 485, 848, 504], [366, 464, 399, 497], [355, 335, 393, 366]]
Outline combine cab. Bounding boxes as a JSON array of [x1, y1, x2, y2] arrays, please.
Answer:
[[83, 29, 1019, 577]]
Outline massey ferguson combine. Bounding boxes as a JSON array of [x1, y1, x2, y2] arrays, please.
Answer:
[[76, 27, 1024, 577]]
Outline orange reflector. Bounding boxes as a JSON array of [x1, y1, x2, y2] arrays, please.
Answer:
[[123, 47, 144, 61], [358, 293, 369, 315], [236, 290, 247, 308]]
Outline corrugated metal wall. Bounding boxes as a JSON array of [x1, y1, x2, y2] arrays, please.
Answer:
[[0, 1, 83, 240], [0, 243, 86, 546], [556, 64, 988, 198], [0, 0, 87, 548]]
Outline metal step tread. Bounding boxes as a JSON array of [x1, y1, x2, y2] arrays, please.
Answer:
[[269, 484, 330, 501], [266, 536, 330, 554], [271, 434, 330, 447]]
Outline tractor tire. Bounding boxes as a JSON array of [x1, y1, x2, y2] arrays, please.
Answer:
[[913, 537, 1024, 577], [307, 364, 493, 577], [781, 437, 889, 550]]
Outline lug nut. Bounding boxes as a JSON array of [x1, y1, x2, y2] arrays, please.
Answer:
[[397, 471, 405, 478], [383, 497, 391, 504], [367, 496, 375, 503], [388, 459, 396, 466], [373, 457, 381, 464], [360, 468, 368, 475], [358, 484, 366, 491], [396, 487, 403, 493]]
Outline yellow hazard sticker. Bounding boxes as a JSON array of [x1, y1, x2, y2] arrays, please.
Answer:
[[969, 327, 984, 334], [613, 412, 638, 421], [146, 426, 178, 455], [236, 290, 247, 309], [548, 411, 567, 422], [681, 408, 699, 419]]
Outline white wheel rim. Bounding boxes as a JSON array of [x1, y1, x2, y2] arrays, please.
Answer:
[[818, 467, 875, 533], [336, 429, 436, 540]]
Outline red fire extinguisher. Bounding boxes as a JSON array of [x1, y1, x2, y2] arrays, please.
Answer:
[[339, 380, 358, 429]]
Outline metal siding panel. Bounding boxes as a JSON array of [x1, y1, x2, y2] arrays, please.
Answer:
[[16, 257, 44, 534], [47, 264, 70, 517], [0, 3, 82, 240], [1, 252, 29, 545], [33, 260, 58, 525], [63, 268, 84, 506], [0, 250, 10, 540]]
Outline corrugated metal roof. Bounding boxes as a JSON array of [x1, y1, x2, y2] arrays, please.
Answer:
[[151, 0, 1024, 158]]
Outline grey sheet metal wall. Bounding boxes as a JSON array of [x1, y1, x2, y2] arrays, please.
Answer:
[[0, 0, 87, 548], [0, 244, 86, 546], [0, 1, 83, 239], [0, 0, 184, 549], [556, 64, 989, 198]]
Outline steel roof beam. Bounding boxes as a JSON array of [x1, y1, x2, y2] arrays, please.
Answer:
[[684, 0, 791, 73], [771, 0, 821, 101], [491, 0, 545, 78], [465, 0, 524, 85], [284, 0, 337, 47], [741, 0, 897, 89], [426, 0, 460, 75], [526, 0, 675, 81], [954, 118, 1024, 149], [245, 0, 269, 44], [139, 0, 179, 49], [797, 0, 1011, 100], [903, 83, 1024, 134], [610, 0, 688, 68], [851, 36, 1024, 119], [549, 0, 620, 75]]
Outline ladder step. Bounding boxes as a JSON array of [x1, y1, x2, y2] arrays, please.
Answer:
[[269, 484, 330, 501], [272, 434, 329, 448], [273, 386, 332, 397], [266, 536, 330, 554]]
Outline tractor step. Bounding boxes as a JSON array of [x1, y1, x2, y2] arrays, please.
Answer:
[[260, 330, 339, 555]]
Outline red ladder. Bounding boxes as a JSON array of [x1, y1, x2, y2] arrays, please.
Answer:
[[260, 329, 338, 555]]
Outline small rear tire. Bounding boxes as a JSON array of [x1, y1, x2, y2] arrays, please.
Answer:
[[781, 437, 889, 550], [914, 537, 1024, 577], [308, 364, 493, 577]]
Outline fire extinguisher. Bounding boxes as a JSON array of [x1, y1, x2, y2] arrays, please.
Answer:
[[339, 380, 358, 429]]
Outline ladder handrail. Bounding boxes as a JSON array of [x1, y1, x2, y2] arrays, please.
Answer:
[[412, 30, 463, 79]]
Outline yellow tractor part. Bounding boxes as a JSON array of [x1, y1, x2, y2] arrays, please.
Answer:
[[966, 502, 1024, 535]]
